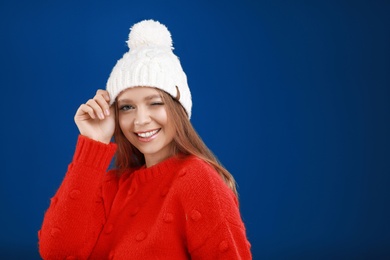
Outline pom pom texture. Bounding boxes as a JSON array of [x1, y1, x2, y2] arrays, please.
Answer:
[[127, 20, 173, 50]]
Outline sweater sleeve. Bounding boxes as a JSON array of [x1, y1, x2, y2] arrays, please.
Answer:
[[38, 135, 117, 260], [177, 158, 252, 260]]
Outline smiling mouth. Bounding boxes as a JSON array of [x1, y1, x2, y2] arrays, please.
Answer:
[[136, 129, 160, 138]]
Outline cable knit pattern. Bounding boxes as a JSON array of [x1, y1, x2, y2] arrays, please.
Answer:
[[39, 135, 252, 259]]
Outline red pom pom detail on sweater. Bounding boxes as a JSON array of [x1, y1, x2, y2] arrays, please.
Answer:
[[70, 190, 81, 199], [136, 231, 147, 241], [190, 209, 202, 222], [219, 240, 229, 252]]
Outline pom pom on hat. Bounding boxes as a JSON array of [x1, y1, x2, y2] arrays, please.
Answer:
[[127, 20, 173, 50], [106, 19, 192, 118]]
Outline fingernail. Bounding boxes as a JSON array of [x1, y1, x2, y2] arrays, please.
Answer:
[[105, 109, 110, 116], [99, 113, 104, 119]]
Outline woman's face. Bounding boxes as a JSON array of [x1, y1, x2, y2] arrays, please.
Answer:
[[117, 87, 176, 167]]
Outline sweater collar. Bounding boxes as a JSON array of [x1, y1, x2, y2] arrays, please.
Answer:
[[132, 154, 187, 184]]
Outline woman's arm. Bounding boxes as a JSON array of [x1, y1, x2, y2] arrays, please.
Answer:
[[38, 135, 117, 259], [39, 89, 117, 259]]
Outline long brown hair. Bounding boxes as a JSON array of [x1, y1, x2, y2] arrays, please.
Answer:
[[113, 88, 238, 197]]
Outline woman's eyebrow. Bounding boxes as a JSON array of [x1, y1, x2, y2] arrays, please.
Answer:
[[117, 95, 161, 104], [117, 98, 132, 105], [144, 94, 161, 101]]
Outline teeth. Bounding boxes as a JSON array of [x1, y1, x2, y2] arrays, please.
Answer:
[[138, 129, 159, 138]]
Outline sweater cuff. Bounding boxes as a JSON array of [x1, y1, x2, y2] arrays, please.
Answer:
[[72, 135, 117, 171]]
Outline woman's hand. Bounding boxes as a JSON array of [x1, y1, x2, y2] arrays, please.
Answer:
[[74, 90, 115, 144]]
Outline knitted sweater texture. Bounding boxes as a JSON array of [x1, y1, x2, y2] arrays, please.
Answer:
[[38, 135, 252, 259]]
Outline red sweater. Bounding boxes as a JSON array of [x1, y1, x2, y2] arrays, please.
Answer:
[[38, 135, 252, 259]]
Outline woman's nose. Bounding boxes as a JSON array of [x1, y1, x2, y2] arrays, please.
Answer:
[[134, 107, 151, 126]]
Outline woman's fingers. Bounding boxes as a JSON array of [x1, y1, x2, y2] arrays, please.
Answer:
[[85, 91, 110, 119], [75, 89, 112, 121], [94, 94, 111, 117], [96, 89, 111, 102], [86, 99, 105, 120], [75, 103, 94, 120], [74, 90, 115, 144]]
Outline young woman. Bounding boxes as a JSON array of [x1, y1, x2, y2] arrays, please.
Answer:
[[38, 19, 252, 259]]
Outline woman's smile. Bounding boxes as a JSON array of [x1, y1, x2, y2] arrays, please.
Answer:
[[135, 128, 161, 142]]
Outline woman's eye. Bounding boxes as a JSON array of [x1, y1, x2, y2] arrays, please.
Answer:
[[119, 105, 134, 111], [151, 102, 164, 106]]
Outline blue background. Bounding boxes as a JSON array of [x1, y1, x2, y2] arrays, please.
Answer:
[[1, 0, 389, 259]]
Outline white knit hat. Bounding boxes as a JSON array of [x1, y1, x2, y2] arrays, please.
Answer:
[[106, 19, 192, 118]]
